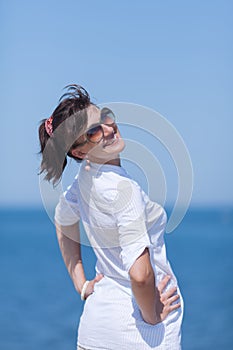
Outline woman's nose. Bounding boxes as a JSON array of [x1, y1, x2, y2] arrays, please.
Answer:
[[101, 124, 116, 138]]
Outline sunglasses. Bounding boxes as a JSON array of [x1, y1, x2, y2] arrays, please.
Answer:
[[73, 108, 117, 148]]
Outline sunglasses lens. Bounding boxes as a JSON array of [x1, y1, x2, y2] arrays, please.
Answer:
[[101, 108, 116, 124], [86, 125, 103, 143], [86, 109, 117, 144]]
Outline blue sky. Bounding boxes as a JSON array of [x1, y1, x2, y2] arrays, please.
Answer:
[[1, 0, 232, 207]]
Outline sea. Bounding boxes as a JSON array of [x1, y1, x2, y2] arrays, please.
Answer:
[[0, 206, 233, 350]]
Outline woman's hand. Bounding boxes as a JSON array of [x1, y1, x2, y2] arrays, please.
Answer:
[[83, 274, 104, 300], [155, 275, 181, 322]]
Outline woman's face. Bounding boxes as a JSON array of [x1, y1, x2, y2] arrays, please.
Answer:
[[70, 105, 125, 164]]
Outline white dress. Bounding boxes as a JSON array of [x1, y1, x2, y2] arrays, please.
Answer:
[[55, 162, 184, 350]]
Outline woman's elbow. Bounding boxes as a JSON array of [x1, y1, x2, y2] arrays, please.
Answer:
[[129, 267, 154, 286]]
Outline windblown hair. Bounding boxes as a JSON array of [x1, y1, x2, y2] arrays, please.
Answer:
[[38, 84, 97, 185]]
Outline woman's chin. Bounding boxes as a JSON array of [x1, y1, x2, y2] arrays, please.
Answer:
[[105, 137, 125, 153]]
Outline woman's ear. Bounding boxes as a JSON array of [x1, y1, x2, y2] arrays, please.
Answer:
[[70, 148, 86, 159]]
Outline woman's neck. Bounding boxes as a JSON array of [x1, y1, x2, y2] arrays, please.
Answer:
[[89, 155, 121, 167], [105, 157, 121, 167]]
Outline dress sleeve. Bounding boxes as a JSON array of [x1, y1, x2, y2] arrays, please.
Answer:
[[113, 179, 151, 272], [54, 179, 80, 226]]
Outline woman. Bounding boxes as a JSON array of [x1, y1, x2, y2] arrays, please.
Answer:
[[39, 85, 183, 350]]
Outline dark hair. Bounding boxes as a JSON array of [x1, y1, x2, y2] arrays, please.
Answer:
[[38, 84, 97, 185]]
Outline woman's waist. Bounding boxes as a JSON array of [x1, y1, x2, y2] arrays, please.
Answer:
[[93, 274, 133, 298], [95, 259, 131, 283], [95, 261, 180, 293]]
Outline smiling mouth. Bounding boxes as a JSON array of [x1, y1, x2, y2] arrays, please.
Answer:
[[103, 134, 118, 148]]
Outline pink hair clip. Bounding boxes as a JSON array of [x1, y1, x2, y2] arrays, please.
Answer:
[[45, 116, 53, 137]]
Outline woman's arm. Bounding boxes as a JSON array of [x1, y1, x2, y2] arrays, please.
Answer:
[[55, 222, 103, 298], [129, 248, 181, 325], [56, 222, 86, 294]]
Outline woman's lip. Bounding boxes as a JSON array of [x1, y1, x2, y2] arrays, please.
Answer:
[[103, 135, 119, 148]]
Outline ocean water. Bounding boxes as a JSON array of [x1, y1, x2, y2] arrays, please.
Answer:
[[0, 207, 233, 350]]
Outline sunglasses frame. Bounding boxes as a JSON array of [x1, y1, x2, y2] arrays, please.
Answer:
[[72, 108, 117, 149]]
